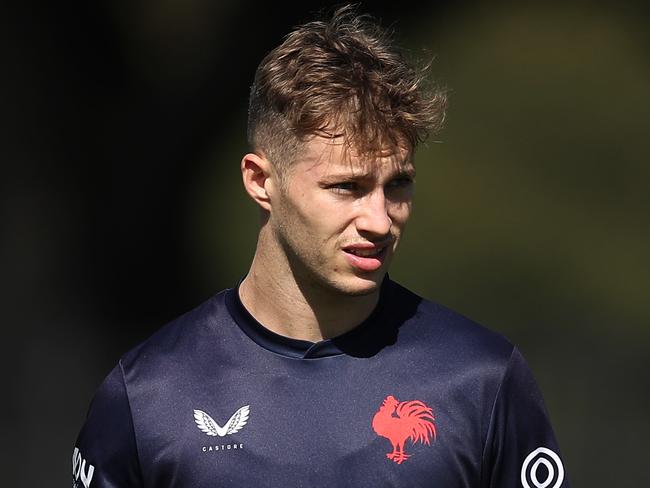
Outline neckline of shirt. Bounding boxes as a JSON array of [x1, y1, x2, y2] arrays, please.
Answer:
[[224, 277, 395, 359]]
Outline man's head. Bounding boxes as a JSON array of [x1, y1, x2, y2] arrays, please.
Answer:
[[242, 5, 446, 297], [247, 4, 446, 182]]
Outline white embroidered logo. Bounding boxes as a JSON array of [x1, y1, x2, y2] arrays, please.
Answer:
[[520, 447, 564, 488], [193, 406, 250, 437], [72, 447, 95, 488]]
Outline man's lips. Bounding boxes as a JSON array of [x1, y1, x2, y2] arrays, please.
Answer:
[[342, 243, 391, 272]]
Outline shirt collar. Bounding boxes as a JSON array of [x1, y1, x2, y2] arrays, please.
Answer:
[[224, 276, 400, 359]]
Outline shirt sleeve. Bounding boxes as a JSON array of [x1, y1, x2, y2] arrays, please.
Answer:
[[72, 362, 143, 488], [483, 347, 570, 488]]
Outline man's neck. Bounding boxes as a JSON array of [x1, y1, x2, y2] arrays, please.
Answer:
[[239, 240, 380, 343]]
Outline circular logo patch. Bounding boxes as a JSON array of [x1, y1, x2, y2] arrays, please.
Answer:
[[520, 447, 564, 488]]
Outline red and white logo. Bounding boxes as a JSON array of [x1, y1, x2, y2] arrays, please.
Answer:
[[371, 395, 437, 464]]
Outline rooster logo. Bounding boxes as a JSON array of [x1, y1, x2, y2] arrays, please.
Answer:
[[372, 395, 436, 464], [193, 406, 250, 437]]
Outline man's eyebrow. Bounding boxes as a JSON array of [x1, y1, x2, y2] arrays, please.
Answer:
[[396, 167, 416, 178], [318, 173, 367, 185], [320, 165, 416, 182], [386, 166, 417, 181]]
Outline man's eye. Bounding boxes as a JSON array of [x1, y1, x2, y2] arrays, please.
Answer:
[[329, 182, 358, 193], [387, 177, 414, 189]]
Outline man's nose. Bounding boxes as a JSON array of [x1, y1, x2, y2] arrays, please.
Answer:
[[355, 190, 392, 237]]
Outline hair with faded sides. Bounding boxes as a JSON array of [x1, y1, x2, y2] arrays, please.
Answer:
[[247, 4, 447, 182]]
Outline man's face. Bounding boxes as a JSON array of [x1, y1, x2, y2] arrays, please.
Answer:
[[269, 136, 415, 297]]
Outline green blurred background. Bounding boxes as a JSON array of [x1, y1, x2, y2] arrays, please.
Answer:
[[2, 1, 648, 486]]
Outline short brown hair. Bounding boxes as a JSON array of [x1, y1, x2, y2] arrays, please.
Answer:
[[247, 4, 446, 174]]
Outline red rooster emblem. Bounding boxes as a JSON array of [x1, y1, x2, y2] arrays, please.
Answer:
[[371, 395, 436, 464]]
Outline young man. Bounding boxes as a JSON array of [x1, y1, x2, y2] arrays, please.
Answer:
[[73, 7, 569, 488]]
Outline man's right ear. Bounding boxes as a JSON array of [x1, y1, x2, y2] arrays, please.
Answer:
[[241, 152, 275, 212]]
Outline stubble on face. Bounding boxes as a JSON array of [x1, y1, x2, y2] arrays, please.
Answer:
[[268, 136, 413, 298]]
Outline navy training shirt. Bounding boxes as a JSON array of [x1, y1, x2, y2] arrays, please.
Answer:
[[73, 279, 570, 487]]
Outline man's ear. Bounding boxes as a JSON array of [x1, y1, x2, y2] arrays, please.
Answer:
[[241, 152, 275, 212]]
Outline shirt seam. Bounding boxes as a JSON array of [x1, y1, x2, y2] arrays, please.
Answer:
[[479, 345, 517, 486], [118, 359, 145, 486]]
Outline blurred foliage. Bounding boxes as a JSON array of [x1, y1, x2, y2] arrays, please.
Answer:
[[187, 110, 258, 290], [401, 3, 650, 334]]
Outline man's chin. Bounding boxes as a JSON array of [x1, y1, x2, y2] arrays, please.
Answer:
[[334, 271, 385, 297], [301, 263, 387, 298]]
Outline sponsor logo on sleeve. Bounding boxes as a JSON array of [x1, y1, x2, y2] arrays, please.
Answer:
[[72, 447, 94, 488], [521, 447, 564, 488]]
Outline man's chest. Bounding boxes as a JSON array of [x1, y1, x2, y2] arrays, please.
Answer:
[[129, 365, 486, 488]]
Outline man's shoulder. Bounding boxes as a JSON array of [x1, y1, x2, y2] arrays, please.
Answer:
[[118, 288, 234, 373], [388, 279, 515, 364]]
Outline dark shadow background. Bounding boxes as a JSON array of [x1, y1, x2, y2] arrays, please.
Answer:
[[2, 1, 648, 486]]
